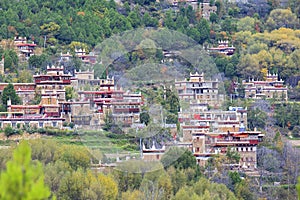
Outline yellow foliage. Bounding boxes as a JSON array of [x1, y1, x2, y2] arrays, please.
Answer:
[[122, 190, 145, 200], [261, 68, 268, 80], [97, 174, 118, 200]]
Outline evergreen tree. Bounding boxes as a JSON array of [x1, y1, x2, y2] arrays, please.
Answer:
[[0, 141, 51, 200], [1, 83, 21, 109]]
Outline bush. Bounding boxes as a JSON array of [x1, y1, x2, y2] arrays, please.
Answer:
[[4, 125, 21, 137], [292, 126, 300, 138], [4, 126, 14, 137], [69, 122, 75, 129]]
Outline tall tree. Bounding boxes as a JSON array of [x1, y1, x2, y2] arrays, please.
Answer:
[[1, 83, 21, 108], [0, 141, 51, 199]]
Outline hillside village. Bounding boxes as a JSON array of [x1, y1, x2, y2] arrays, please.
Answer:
[[0, 36, 291, 173], [0, 0, 299, 199]]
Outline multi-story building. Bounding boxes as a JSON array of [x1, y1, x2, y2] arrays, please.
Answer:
[[175, 72, 224, 109], [243, 73, 288, 101], [207, 40, 236, 56], [200, 129, 264, 169], [60, 48, 97, 65], [177, 102, 263, 169], [71, 69, 112, 90], [168, 0, 217, 20], [75, 76, 143, 127], [14, 37, 37, 60], [0, 93, 65, 129], [33, 65, 72, 102]]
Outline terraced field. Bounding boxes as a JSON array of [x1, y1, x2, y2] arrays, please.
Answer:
[[49, 130, 140, 156]]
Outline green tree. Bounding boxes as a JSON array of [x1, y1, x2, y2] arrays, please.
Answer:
[[266, 9, 298, 31], [1, 83, 21, 109], [226, 147, 240, 164], [28, 54, 49, 70], [237, 16, 255, 32], [209, 12, 218, 23], [248, 108, 267, 130], [140, 111, 150, 125], [18, 70, 33, 83], [65, 86, 76, 101], [4, 49, 18, 72], [0, 141, 51, 199], [54, 144, 91, 170], [234, 180, 254, 200], [197, 18, 210, 44]]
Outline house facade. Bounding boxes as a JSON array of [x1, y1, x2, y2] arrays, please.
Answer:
[[243, 73, 288, 101], [175, 72, 224, 109]]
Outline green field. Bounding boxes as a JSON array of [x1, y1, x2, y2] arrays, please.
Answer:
[[47, 130, 140, 154]]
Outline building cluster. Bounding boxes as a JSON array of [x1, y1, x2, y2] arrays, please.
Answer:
[[0, 37, 96, 75], [242, 73, 288, 101], [0, 66, 142, 129], [60, 48, 97, 65], [167, 0, 217, 20], [14, 36, 37, 61], [207, 40, 236, 56], [0, 68, 289, 170], [143, 72, 265, 171]]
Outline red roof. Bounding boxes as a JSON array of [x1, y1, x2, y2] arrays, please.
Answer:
[[16, 43, 37, 47]]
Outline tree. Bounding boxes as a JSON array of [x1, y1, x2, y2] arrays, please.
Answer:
[[3, 49, 18, 72], [122, 190, 145, 200], [65, 86, 76, 101], [226, 147, 240, 164], [140, 111, 150, 125], [28, 54, 49, 70], [248, 108, 267, 130], [234, 180, 254, 200], [18, 70, 33, 83], [58, 169, 86, 200], [209, 13, 218, 23], [237, 54, 260, 79], [54, 144, 91, 170], [0, 141, 51, 199], [266, 9, 298, 31], [127, 11, 141, 28], [197, 19, 210, 44], [221, 17, 236, 33], [237, 17, 255, 32], [161, 147, 199, 172], [103, 111, 114, 131], [1, 83, 21, 109]]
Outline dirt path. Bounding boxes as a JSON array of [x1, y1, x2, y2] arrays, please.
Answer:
[[286, 139, 300, 147]]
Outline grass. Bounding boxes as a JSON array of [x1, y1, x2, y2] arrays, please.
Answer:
[[286, 136, 300, 140], [48, 130, 139, 154], [0, 129, 140, 154]]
